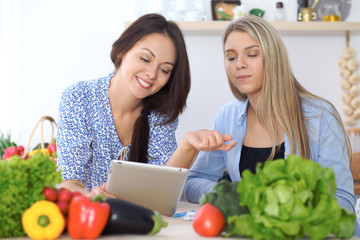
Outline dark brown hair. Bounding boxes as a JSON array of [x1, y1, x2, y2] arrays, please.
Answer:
[[110, 14, 191, 163]]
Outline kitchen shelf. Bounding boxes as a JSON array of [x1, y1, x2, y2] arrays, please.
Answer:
[[125, 21, 360, 36]]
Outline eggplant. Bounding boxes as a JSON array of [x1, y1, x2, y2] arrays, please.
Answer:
[[102, 198, 168, 235]]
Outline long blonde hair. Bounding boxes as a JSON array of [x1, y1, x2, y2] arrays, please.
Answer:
[[223, 15, 351, 161]]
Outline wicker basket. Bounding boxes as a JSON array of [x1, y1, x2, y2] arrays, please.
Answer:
[[22, 115, 57, 162]]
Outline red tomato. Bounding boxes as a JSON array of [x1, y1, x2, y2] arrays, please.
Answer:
[[57, 200, 69, 216], [43, 186, 58, 202], [58, 189, 72, 203], [193, 203, 226, 237], [16, 145, 24, 152]]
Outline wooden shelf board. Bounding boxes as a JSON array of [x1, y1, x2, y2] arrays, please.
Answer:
[[125, 21, 360, 36]]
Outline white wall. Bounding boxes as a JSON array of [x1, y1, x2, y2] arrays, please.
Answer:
[[0, 0, 360, 148]]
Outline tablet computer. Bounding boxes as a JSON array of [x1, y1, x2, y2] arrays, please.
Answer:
[[105, 160, 189, 216]]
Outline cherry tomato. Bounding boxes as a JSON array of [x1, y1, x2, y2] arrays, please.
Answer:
[[16, 145, 24, 152], [58, 188, 72, 203], [57, 200, 69, 216], [193, 203, 226, 237], [43, 186, 58, 202]]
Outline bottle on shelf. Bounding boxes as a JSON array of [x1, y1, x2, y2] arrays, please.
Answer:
[[274, 1, 286, 21]]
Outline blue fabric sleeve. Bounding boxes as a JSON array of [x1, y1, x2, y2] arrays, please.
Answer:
[[315, 104, 356, 213], [57, 84, 92, 185], [183, 109, 228, 203]]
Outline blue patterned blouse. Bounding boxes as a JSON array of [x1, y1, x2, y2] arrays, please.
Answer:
[[57, 73, 178, 191]]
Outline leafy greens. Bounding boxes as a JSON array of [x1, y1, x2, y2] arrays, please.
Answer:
[[226, 154, 356, 240], [199, 154, 356, 239], [0, 154, 62, 238]]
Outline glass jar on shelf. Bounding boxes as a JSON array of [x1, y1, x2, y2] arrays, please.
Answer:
[[318, 0, 342, 22], [274, 2, 286, 21]]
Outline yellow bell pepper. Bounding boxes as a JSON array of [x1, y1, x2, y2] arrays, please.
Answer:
[[28, 149, 50, 157], [22, 200, 65, 240]]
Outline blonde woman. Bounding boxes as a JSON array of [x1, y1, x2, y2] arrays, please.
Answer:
[[183, 15, 358, 234]]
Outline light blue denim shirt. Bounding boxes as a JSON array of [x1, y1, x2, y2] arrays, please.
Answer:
[[184, 98, 358, 230]]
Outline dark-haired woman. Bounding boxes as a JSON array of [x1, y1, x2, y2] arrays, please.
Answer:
[[56, 13, 235, 198]]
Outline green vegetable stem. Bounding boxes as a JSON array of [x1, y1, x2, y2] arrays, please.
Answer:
[[0, 155, 62, 238]]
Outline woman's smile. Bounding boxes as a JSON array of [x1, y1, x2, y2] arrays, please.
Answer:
[[136, 76, 151, 89], [114, 33, 176, 99]]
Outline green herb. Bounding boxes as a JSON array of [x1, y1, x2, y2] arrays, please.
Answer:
[[0, 154, 62, 238], [199, 179, 249, 231], [225, 154, 355, 239]]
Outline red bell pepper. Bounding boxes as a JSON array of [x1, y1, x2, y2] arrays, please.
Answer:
[[67, 195, 110, 239]]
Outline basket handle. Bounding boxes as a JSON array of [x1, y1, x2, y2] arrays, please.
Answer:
[[22, 116, 57, 159]]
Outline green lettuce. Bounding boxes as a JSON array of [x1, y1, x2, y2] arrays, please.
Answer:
[[0, 154, 62, 238], [226, 154, 355, 240]]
